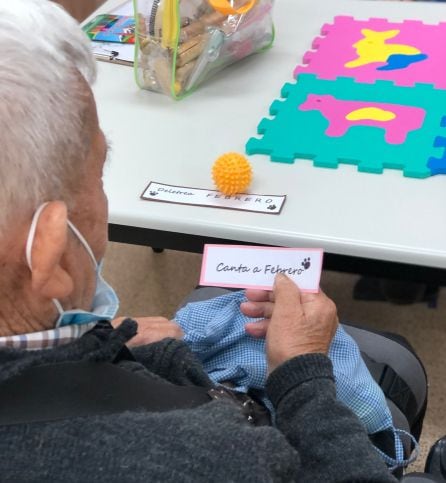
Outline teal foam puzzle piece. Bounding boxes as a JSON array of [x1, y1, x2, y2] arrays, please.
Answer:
[[427, 117, 446, 174], [246, 74, 446, 178]]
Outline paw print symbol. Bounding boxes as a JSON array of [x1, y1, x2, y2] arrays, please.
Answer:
[[267, 204, 277, 211], [149, 191, 158, 196], [301, 257, 311, 270]]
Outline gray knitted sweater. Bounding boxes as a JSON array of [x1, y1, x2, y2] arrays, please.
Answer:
[[0, 320, 397, 482]]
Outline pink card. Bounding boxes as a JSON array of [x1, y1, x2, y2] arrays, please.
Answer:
[[199, 245, 324, 292], [294, 16, 446, 88]]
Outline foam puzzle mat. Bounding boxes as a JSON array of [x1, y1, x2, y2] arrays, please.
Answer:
[[246, 16, 446, 178], [246, 74, 446, 177]]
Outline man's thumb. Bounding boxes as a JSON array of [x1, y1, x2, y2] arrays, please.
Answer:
[[273, 273, 301, 302]]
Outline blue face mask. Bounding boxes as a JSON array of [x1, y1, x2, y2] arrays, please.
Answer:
[[26, 203, 119, 327]]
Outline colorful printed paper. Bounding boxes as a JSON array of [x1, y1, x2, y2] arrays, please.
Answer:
[[83, 14, 135, 44]]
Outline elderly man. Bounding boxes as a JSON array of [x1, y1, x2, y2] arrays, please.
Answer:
[[0, 1, 409, 481]]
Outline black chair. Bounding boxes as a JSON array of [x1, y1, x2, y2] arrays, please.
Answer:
[[423, 436, 446, 481]]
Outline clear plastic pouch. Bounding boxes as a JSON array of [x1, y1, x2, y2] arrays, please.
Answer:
[[133, 0, 275, 99]]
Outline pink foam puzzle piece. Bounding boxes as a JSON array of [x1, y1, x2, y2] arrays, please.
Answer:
[[294, 16, 446, 88], [298, 94, 426, 144]]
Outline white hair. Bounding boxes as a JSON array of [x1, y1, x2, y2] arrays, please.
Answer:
[[0, 0, 97, 235]]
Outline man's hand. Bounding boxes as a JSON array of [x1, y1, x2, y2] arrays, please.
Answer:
[[112, 316, 184, 347], [240, 273, 338, 373]]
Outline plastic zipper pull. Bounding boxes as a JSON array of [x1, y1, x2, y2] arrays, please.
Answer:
[[208, 0, 257, 16]]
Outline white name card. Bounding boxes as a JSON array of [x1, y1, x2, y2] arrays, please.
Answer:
[[141, 182, 286, 214], [200, 245, 324, 292]]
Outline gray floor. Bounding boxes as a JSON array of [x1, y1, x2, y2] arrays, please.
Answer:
[[103, 241, 446, 473]]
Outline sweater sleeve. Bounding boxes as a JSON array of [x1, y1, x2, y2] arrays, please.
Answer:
[[130, 338, 214, 389], [266, 353, 398, 483]]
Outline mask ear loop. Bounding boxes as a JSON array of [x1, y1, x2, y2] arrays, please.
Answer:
[[25, 202, 50, 271], [66, 220, 98, 268], [25, 202, 65, 316]]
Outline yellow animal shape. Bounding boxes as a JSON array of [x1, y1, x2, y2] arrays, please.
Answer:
[[345, 107, 396, 122], [345, 29, 421, 68]]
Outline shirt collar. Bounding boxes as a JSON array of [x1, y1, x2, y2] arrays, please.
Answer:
[[0, 322, 98, 350]]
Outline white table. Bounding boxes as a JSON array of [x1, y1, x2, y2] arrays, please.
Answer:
[[91, 0, 446, 283]]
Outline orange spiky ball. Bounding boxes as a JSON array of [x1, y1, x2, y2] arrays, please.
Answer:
[[212, 152, 253, 195]]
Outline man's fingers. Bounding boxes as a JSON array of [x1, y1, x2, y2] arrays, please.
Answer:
[[165, 323, 184, 339], [245, 320, 268, 338], [126, 319, 184, 347], [112, 316, 184, 347], [272, 274, 304, 316], [138, 317, 171, 325], [240, 301, 274, 319], [273, 273, 300, 296], [300, 287, 326, 304], [111, 316, 126, 328], [112, 316, 172, 327], [244, 289, 275, 303]]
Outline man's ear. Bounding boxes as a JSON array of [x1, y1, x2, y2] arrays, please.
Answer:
[[30, 201, 74, 300]]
